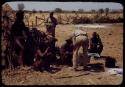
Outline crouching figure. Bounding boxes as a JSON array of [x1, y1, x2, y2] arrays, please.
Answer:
[[88, 32, 103, 55], [60, 39, 73, 66], [66, 29, 90, 71], [33, 33, 58, 72]]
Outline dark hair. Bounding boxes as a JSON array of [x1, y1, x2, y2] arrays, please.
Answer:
[[93, 32, 97, 35], [92, 32, 99, 38], [50, 12, 54, 16]]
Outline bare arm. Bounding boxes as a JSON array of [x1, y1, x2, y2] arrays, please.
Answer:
[[15, 39, 24, 50], [37, 47, 50, 57]]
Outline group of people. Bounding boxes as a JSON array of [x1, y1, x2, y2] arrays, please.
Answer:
[[61, 29, 103, 71], [1, 10, 103, 72]]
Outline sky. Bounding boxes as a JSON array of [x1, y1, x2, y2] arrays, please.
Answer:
[[5, 1, 123, 11]]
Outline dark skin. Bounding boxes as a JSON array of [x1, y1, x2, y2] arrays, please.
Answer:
[[46, 12, 57, 37], [50, 12, 57, 27], [89, 32, 103, 54], [33, 34, 58, 71], [60, 39, 73, 65], [10, 10, 28, 66]]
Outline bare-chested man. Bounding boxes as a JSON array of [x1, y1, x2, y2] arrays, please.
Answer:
[[45, 12, 57, 37]]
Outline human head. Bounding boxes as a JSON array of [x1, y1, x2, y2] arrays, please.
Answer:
[[50, 12, 54, 17], [92, 32, 98, 38], [17, 3, 24, 11]]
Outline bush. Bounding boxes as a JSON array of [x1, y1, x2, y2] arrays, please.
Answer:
[[54, 8, 62, 13], [95, 16, 123, 23]]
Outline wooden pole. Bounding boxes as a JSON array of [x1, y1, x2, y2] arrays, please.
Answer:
[[36, 16, 37, 26], [32, 21, 33, 28]]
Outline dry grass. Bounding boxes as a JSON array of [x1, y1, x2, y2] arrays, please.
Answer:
[[23, 12, 123, 27]]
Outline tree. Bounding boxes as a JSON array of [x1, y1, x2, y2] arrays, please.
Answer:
[[105, 8, 109, 16], [71, 10, 76, 13], [32, 9, 36, 13], [39, 10, 43, 13], [54, 8, 62, 12], [78, 9, 84, 13], [98, 8, 104, 16], [2, 3, 13, 16], [99, 8, 104, 14], [91, 9, 96, 13]]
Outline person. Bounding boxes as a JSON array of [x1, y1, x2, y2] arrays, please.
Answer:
[[60, 39, 73, 66], [23, 27, 35, 66], [45, 12, 58, 37], [10, 10, 28, 67], [44, 35, 58, 68], [66, 29, 90, 71], [33, 38, 49, 71], [32, 29, 58, 72], [88, 32, 103, 55], [45, 12, 58, 63]]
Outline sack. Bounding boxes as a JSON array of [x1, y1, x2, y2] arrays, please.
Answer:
[[105, 57, 116, 68]]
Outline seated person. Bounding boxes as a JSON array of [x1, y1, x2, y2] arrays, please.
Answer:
[[88, 32, 103, 55], [60, 39, 73, 66], [33, 33, 57, 72]]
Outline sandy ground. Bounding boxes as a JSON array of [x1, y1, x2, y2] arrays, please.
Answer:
[[1, 23, 123, 85]]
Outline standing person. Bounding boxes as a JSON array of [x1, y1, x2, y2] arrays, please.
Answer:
[[88, 32, 103, 55], [10, 9, 28, 67], [45, 12, 58, 37], [45, 12, 58, 64]]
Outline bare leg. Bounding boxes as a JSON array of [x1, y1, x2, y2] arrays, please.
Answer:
[[82, 39, 90, 68], [72, 44, 80, 70], [18, 51, 24, 66], [98, 45, 103, 55]]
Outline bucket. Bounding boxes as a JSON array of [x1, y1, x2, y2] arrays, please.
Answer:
[[105, 57, 116, 68]]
